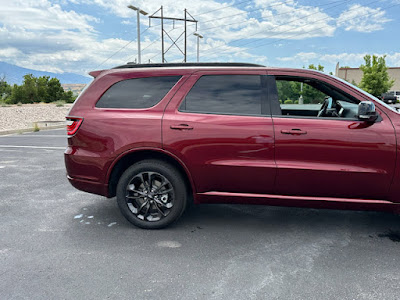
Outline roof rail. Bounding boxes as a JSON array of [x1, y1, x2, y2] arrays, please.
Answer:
[[113, 62, 265, 69]]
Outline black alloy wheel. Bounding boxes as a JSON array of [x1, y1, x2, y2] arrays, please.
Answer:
[[116, 160, 187, 229]]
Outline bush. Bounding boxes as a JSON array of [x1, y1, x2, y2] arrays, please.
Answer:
[[294, 100, 299, 104], [33, 122, 40, 132], [7, 74, 74, 104], [55, 100, 65, 107], [284, 99, 293, 104]]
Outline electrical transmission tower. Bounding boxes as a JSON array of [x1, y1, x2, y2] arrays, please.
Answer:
[[149, 6, 197, 63]]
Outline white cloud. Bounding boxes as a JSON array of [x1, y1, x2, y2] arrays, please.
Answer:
[[337, 4, 390, 32], [0, 0, 98, 32], [0, 47, 23, 58], [0, 0, 394, 79], [121, 20, 134, 25]]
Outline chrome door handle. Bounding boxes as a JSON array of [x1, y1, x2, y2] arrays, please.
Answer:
[[170, 124, 194, 130], [281, 129, 307, 135]]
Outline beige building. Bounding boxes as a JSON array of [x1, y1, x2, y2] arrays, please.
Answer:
[[61, 83, 87, 96], [335, 63, 400, 91]]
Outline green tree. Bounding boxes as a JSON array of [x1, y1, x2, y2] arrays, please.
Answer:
[[37, 76, 50, 102], [308, 64, 324, 72], [5, 73, 79, 104], [22, 74, 38, 103], [359, 55, 394, 97], [61, 90, 75, 103], [10, 84, 27, 104], [46, 77, 64, 102], [0, 76, 12, 101], [276, 80, 301, 102]]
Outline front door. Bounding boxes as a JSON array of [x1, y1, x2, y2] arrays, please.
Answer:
[[269, 72, 396, 200]]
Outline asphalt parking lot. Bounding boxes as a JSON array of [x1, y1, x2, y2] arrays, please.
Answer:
[[1, 129, 399, 300]]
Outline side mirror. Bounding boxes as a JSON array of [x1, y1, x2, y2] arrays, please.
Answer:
[[358, 101, 378, 122]]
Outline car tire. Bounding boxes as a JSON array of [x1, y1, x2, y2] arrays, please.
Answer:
[[116, 160, 187, 229]]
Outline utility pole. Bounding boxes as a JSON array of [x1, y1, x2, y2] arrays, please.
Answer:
[[128, 5, 148, 64], [149, 7, 197, 63], [299, 82, 304, 104], [193, 32, 203, 62], [184, 9, 187, 62]]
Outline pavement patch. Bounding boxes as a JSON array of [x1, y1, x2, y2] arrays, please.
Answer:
[[156, 241, 182, 248]]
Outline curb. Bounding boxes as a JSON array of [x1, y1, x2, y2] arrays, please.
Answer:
[[0, 122, 65, 136]]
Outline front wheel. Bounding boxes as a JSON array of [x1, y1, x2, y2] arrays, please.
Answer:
[[116, 160, 187, 229]]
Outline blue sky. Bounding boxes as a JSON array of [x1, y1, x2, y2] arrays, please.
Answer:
[[1, 0, 399, 77]]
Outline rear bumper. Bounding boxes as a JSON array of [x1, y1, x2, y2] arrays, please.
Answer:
[[67, 175, 110, 197]]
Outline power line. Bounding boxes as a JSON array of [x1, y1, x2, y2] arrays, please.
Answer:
[[194, 0, 254, 17], [202, 0, 353, 56], [199, 0, 349, 33], [127, 26, 180, 63], [154, 0, 297, 33], [203, 1, 397, 59], [119, 1, 317, 65], [129, 0, 346, 63], [246, 2, 399, 52], [197, 0, 301, 25], [94, 40, 135, 70]]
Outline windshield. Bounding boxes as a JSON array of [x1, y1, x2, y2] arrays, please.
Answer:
[[331, 75, 399, 113]]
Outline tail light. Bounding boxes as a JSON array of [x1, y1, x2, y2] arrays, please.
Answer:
[[66, 117, 83, 136]]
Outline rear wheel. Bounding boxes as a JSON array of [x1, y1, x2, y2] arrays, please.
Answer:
[[116, 160, 187, 229]]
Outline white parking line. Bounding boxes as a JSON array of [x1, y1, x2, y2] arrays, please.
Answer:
[[0, 135, 66, 138], [0, 145, 65, 150]]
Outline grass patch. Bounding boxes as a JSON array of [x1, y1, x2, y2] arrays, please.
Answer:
[[55, 100, 66, 107], [33, 122, 40, 132]]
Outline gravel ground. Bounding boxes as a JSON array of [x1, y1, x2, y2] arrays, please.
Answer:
[[0, 103, 72, 132]]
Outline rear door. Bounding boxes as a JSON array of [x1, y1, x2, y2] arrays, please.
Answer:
[[162, 70, 276, 195]]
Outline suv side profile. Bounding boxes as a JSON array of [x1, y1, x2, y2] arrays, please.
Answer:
[[65, 63, 400, 229]]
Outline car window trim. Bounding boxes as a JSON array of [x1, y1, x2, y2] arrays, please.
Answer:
[[95, 75, 183, 109], [265, 74, 384, 122], [178, 73, 269, 117]]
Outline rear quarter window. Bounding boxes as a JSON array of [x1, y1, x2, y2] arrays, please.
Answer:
[[96, 76, 181, 109]]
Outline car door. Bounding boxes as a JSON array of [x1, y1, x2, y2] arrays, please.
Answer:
[[162, 70, 277, 196], [268, 70, 396, 200]]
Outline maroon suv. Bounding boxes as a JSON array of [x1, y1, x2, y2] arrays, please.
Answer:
[[65, 62, 400, 228]]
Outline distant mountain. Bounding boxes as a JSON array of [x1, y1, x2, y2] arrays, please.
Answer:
[[0, 61, 91, 85]]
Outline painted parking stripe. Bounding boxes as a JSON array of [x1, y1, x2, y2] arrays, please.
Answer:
[[0, 145, 65, 150], [0, 135, 66, 138]]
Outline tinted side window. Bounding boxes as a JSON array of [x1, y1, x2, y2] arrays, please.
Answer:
[[180, 75, 262, 115], [96, 76, 181, 109]]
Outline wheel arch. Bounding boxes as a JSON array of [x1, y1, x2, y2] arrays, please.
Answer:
[[107, 148, 196, 201]]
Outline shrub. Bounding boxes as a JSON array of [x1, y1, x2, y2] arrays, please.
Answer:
[[33, 122, 40, 132], [55, 100, 65, 107], [284, 99, 293, 104]]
